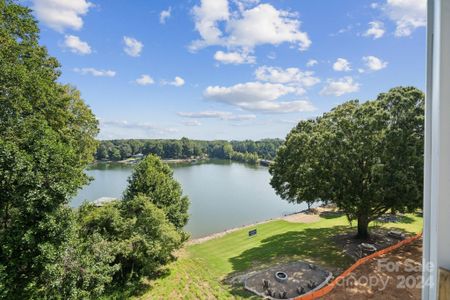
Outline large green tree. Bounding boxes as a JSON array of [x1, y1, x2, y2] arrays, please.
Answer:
[[77, 196, 183, 284], [77, 155, 189, 284], [0, 0, 99, 297], [123, 155, 190, 238], [270, 87, 424, 238]]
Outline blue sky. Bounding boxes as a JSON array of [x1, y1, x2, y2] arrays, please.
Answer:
[[28, 0, 426, 140]]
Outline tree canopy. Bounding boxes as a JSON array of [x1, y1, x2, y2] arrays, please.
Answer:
[[77, 195, 183, 284], [77, 155, 189, 285], [0, 1, 108, 297], [123, 155, 190, 235], [270, 87, 424, 238]]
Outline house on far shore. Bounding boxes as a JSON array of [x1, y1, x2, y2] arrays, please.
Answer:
[[259, 159, 274, 167], [132, 153, 144, 158], [93, 197, 118, 207]]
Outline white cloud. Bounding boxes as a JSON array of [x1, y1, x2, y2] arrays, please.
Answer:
[[363, 55, 388, 71], [123, 36, 143, 57], [364, 21, 385, 39], [32, 0, 92, 32], [63, 35, 91, 55], [320, 77, 360, 97], [255, 66, 320, 89], [382, 0, 426, 37], [333, 58, 352, 72], [74, 68, 116, 77], [191, 0, 230, 50], [203, 82, 316, 113], [178, 111, 256, 121], [182, 120, 202, 126], [225, 114, 257, 121], [233, 0, 261, 12], [190, 1, 310, 53], [306, 59, 318, 67], [99, 120, 178, 139], [235, 100, 315, 113], [136, 74, 154, 86], [331, 25, 354, 36], [178, 111, 229, 118], [214, 50, 255, 64], [205, 82, 294, 102], [101, 120, 159, 130], [163, 76, 185, 87], [160, 7, 172, 24], [226, 4, 311, 51]]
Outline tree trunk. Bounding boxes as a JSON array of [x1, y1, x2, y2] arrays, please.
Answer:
[[357, 214, 370, 239]]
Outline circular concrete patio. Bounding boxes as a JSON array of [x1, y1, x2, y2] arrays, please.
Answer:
[[244, 261, 332, 299]]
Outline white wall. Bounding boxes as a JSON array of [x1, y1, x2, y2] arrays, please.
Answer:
[[423, 0, 450, 299]]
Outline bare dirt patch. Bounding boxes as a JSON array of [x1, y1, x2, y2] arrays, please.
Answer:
[[332, 228, 413, 261], [282, 205, 342, 224], [282, 213, 321, 223], [320, 238, 422, 300]]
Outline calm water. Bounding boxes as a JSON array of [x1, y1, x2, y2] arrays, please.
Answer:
[[72, 161, 305, 238]]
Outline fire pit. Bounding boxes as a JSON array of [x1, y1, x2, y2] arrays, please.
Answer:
[[275, 271, 288, 282], [244, 261, 333, 299]]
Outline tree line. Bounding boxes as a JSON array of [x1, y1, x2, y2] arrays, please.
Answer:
[[0, 2, 189, 298], [96, 138, 283, 164]]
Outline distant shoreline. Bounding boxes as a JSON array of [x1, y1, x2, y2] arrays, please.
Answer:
[[94, 157, 207, 165], [93, 157, 271, 167]]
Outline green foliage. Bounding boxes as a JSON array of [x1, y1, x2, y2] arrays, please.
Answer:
[[95, 138, 284, 163], [123, 155, 190, 234], [230, 151, 259, 164], [0, 1, 102, 297], [121, 196, 183, 279], [77, 197, 183, 284], [0, 264, 7, 299], [271, 87, 424, 238], [38, 209, 118, 299]]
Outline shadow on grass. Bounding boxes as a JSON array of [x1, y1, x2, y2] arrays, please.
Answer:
[[225, 226, 353, 298], [226, 286, 262, 300], [102, 268, 172, 299], [229, 226, 353, 274], [397, 215, 416, 224], [102, 281, 150, 300], [374, 214, 416, 225]]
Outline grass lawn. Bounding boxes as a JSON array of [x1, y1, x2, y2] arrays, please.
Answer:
[[122, 213, 422, 300]]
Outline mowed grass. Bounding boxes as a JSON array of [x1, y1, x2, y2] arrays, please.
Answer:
[[132, 213, 423, 300]]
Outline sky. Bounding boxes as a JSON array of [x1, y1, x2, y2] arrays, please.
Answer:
[[27, 0, 426, 140]]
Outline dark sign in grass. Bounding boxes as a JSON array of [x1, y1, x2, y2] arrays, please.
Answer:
[[248, 229, 257, 237]]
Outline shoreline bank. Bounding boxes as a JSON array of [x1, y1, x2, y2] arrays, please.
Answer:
[[93, 157, 269, 167], [187, 205, 332, 245], [94, 157, 205, 165]]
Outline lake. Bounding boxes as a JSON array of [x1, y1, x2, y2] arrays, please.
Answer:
[[72, 160, 305, 238]]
